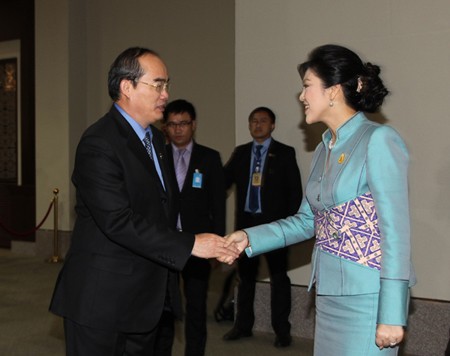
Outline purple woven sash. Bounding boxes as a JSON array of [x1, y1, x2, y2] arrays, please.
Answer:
[[314, 192, 381, 270]]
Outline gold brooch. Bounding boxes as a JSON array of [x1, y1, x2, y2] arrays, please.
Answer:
[[338, 153, 345, 164]]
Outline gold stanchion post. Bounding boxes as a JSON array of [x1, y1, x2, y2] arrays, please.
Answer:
[[47, 188, 64, 263]]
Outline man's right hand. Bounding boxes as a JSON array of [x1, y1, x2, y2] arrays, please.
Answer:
[[192, 233, 240, 264]]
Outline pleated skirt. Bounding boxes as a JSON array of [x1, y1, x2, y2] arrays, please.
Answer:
[[314, 293, 399, 356]]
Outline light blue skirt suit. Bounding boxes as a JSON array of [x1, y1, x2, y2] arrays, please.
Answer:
[[244, 113, 416, 355]]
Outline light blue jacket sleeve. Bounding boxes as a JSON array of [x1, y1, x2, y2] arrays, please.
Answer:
[[244, 195, 315, 257], [367, 125, 415, 325]]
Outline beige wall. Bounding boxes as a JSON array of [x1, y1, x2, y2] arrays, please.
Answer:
[[35, 0, 72, 231], [35, 0, 449, 300], [35, 0, 236, 230], [236, 0, 450, 300]]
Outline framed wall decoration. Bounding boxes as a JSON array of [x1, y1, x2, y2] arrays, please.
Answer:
[[0, 40, 21, 185]]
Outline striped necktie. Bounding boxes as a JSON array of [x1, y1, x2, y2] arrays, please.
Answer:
[[175, 148, 187, 190], [143, 131, 154, 160]]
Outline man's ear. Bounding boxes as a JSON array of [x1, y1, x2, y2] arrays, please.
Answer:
[[120, 79, 132, 99]]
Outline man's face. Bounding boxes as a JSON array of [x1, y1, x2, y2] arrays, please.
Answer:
[[248, 111, 275, 142], [123, 54, 169, 127], [165, 112, 196, 149]]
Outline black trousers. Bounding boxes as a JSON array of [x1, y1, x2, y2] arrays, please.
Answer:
[[234, 248, 292, 337], [182, 257, 211, 356], [234, 212, 292, 337], [154, 257, 211, 356], [154, 311, 175, 356], [64, 318, 157, 356]]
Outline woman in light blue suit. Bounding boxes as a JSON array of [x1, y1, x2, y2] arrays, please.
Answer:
[[225, 44, 416, 355]]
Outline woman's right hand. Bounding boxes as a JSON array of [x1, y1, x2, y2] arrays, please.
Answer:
[[375, 324, 404, 349], [224, 230, 249, 257]]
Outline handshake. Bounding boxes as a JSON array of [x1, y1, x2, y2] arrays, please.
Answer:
[[191, 231, 250, 265]]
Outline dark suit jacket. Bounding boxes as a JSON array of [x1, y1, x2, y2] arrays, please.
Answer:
[[224, 139, 302, 229], [49, 105, 194, 333], [166, 142, 226, 236]]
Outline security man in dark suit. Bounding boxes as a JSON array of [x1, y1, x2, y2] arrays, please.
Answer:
[[49, 47, 237, 356], [154, 99, 226, 356], [223, 106, 302, 348]]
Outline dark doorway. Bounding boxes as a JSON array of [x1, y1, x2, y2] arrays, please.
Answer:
[[0, 0, 35, 248]]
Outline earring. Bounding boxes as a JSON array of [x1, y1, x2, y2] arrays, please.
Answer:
[[329, 101, 334, 107]]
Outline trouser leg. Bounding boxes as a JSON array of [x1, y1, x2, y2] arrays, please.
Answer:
[[265, 248, 291, 337], [64, 317, 157, 356], [234, 255, 259, 332], [153, 311, 175, 356]]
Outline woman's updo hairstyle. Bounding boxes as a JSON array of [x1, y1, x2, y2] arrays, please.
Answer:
[[298, 44, 389, 113]]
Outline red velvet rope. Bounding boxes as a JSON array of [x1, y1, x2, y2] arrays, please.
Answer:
[[0, 200, 54, 237]]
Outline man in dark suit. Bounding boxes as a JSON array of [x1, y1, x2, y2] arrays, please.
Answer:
[[154, 99, 226, 356], [223, 107, 302, 348], [49, 47, 237, 356]]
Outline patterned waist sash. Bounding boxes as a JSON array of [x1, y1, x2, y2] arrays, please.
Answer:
[[314, 192, 381, 270]]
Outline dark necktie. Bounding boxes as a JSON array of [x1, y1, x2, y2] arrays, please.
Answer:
[[143, 131, 154, 160], [249, 145, 263, 213]]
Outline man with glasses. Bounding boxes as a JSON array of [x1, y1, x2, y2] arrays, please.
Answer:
[[223, 107, 302, 348], [49, 48, 237, 356], [154, 99, 226, 356]]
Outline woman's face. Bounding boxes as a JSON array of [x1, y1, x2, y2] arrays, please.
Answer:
[[298, 69, 333, 125]]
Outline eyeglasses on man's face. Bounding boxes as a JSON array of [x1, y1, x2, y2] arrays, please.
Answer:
[[165, 121, 193, 129], [250, 118, 272, 125], [137, 79, 170, 93]]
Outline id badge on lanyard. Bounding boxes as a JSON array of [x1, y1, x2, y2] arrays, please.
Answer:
[[192, 169, 203, 188], [252, 166, 262, 187]]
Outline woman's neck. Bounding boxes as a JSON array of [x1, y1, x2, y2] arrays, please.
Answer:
[[327, 107, 358, 140]]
